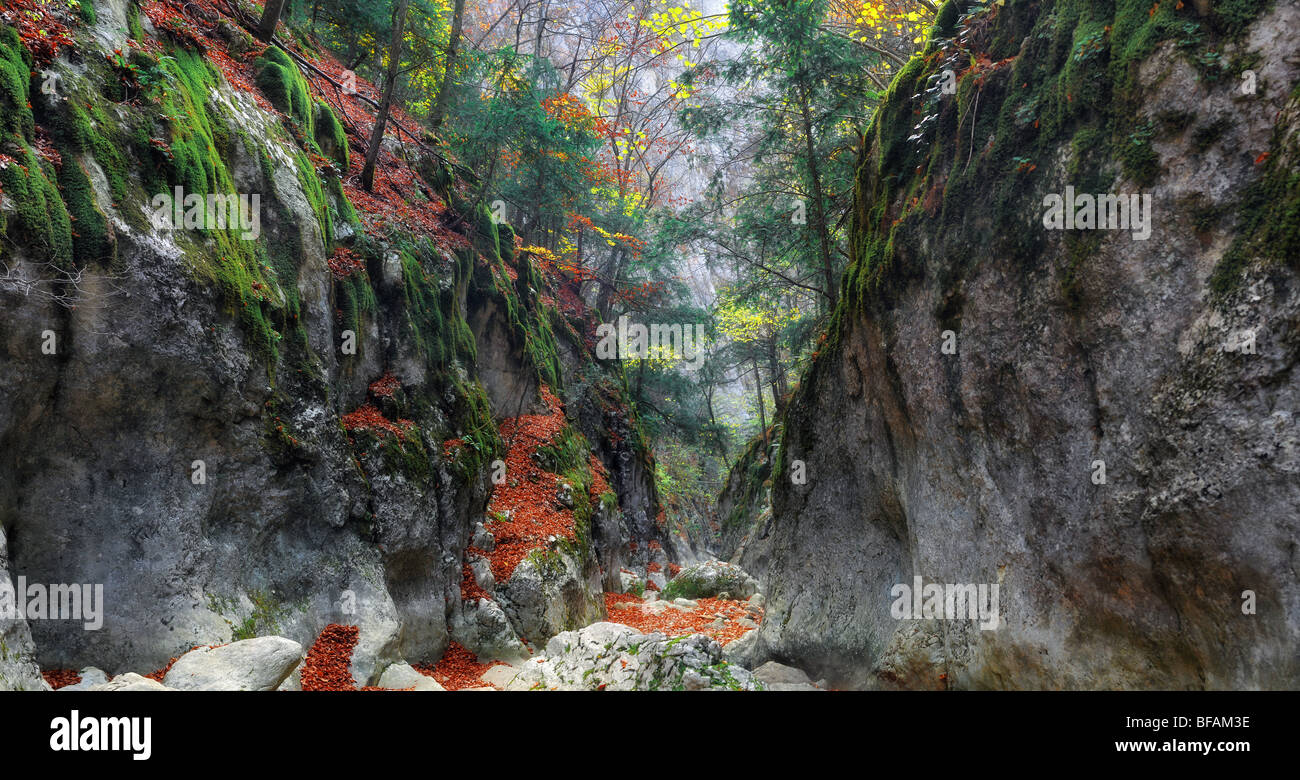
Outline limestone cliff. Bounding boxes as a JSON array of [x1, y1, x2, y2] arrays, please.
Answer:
[[0, 0, 667, 686], [734, 0, 1300, 689]]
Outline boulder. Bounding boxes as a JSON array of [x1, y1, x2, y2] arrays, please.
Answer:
[[58, 667, 110, 691], [753, 661, 820, 690], [506, 622, 759, 691], [661, 560, 760, 601], [496, 549, 603, 646], [163, 637, 303, 691], [91, 673, 174, 691], [377, 663, 444, 691]]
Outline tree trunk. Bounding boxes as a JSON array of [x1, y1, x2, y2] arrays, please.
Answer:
[[597, 246, 626, 320], [752, 356, 767, 443], [766, 336, 787, 420], [361, 0, 411, 192], [429, 0, 465, 131], [799, 85, 838, 311], [256, 0, 289, 42], [706, 385, 729, 467]]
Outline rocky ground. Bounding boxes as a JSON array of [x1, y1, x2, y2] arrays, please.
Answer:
[[37, 559, 823, 692]]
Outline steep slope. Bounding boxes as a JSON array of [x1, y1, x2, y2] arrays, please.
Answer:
[[733, 0, 1300, 689], [0, 0, 667, 685]]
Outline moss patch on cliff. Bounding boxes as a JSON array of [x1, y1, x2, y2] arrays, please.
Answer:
[[0, 27, 73, 267], [844, 0, 1278, 313], [1211, 91, 1300, 294]]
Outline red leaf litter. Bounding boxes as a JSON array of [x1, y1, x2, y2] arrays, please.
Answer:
[[2, 0, 76, 65], [368, 371, 401, 398], [341, 404, 415, 441], [328, 247, 367, 279], [603, 593, 760, 647], [42, 669, 81, 689], [301, 624, 361, 691], [466, 386, 576, 584], [588, 454, 611, 498], [413, 641, 506, 690]]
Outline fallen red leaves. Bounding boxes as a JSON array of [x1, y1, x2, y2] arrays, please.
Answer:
[[603, 593, 760, 647], [41, 669, 81, 689], [413, 641, 505, 690], [468, 386, 578, 584], [368, 370, 401, 398], [329, 247, 367, 279], [2, 0, 76, 65], [342, 404, 415, 441], [588, 454, 611, 499], [301, 623, 359, 691]]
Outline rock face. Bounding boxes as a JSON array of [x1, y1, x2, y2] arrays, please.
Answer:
[[0, 7, 669, 680], [496, 548, 605, 646], [162, 637, 304, 691], [743, 2, 1300, 689], [0, 527, 47, 691], [713, 434, 776, 578], [505, 622, 759, 691]]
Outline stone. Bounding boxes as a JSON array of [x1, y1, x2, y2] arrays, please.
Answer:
[[479, 664, 519, 688], [471, 522, 496, 552], [163, 637, 303, 691], [470, 557, 495, 593], [732, 2, 1300, 690], [91, 673, 174, 692], [58, 667, 110, 691], [661, 560, 760, 601], [506, 622, 759, 691], [753, 661, 812, 686], [378, 663, 444, 691], [0, 527, 47, 691], [556, 482, 575, 509]]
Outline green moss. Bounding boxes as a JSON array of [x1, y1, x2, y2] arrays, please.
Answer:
[[1119, 118, 1160, 186], [313, 99, 349, 168], [0, 26, 33, 139], [535, 425, 591, 475], [137, 47, 296, 360], [842, 0, 1275, 317], [254, 47, 315, 138], [1190, 116, 1231, 153], [0, 146, 74, 266], [127, 2, 143, 40], [58, 155, 114, 265], [0, 29, 73, 263], [1211, 84, 1300, 296], [719, 430, 773, 532]]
